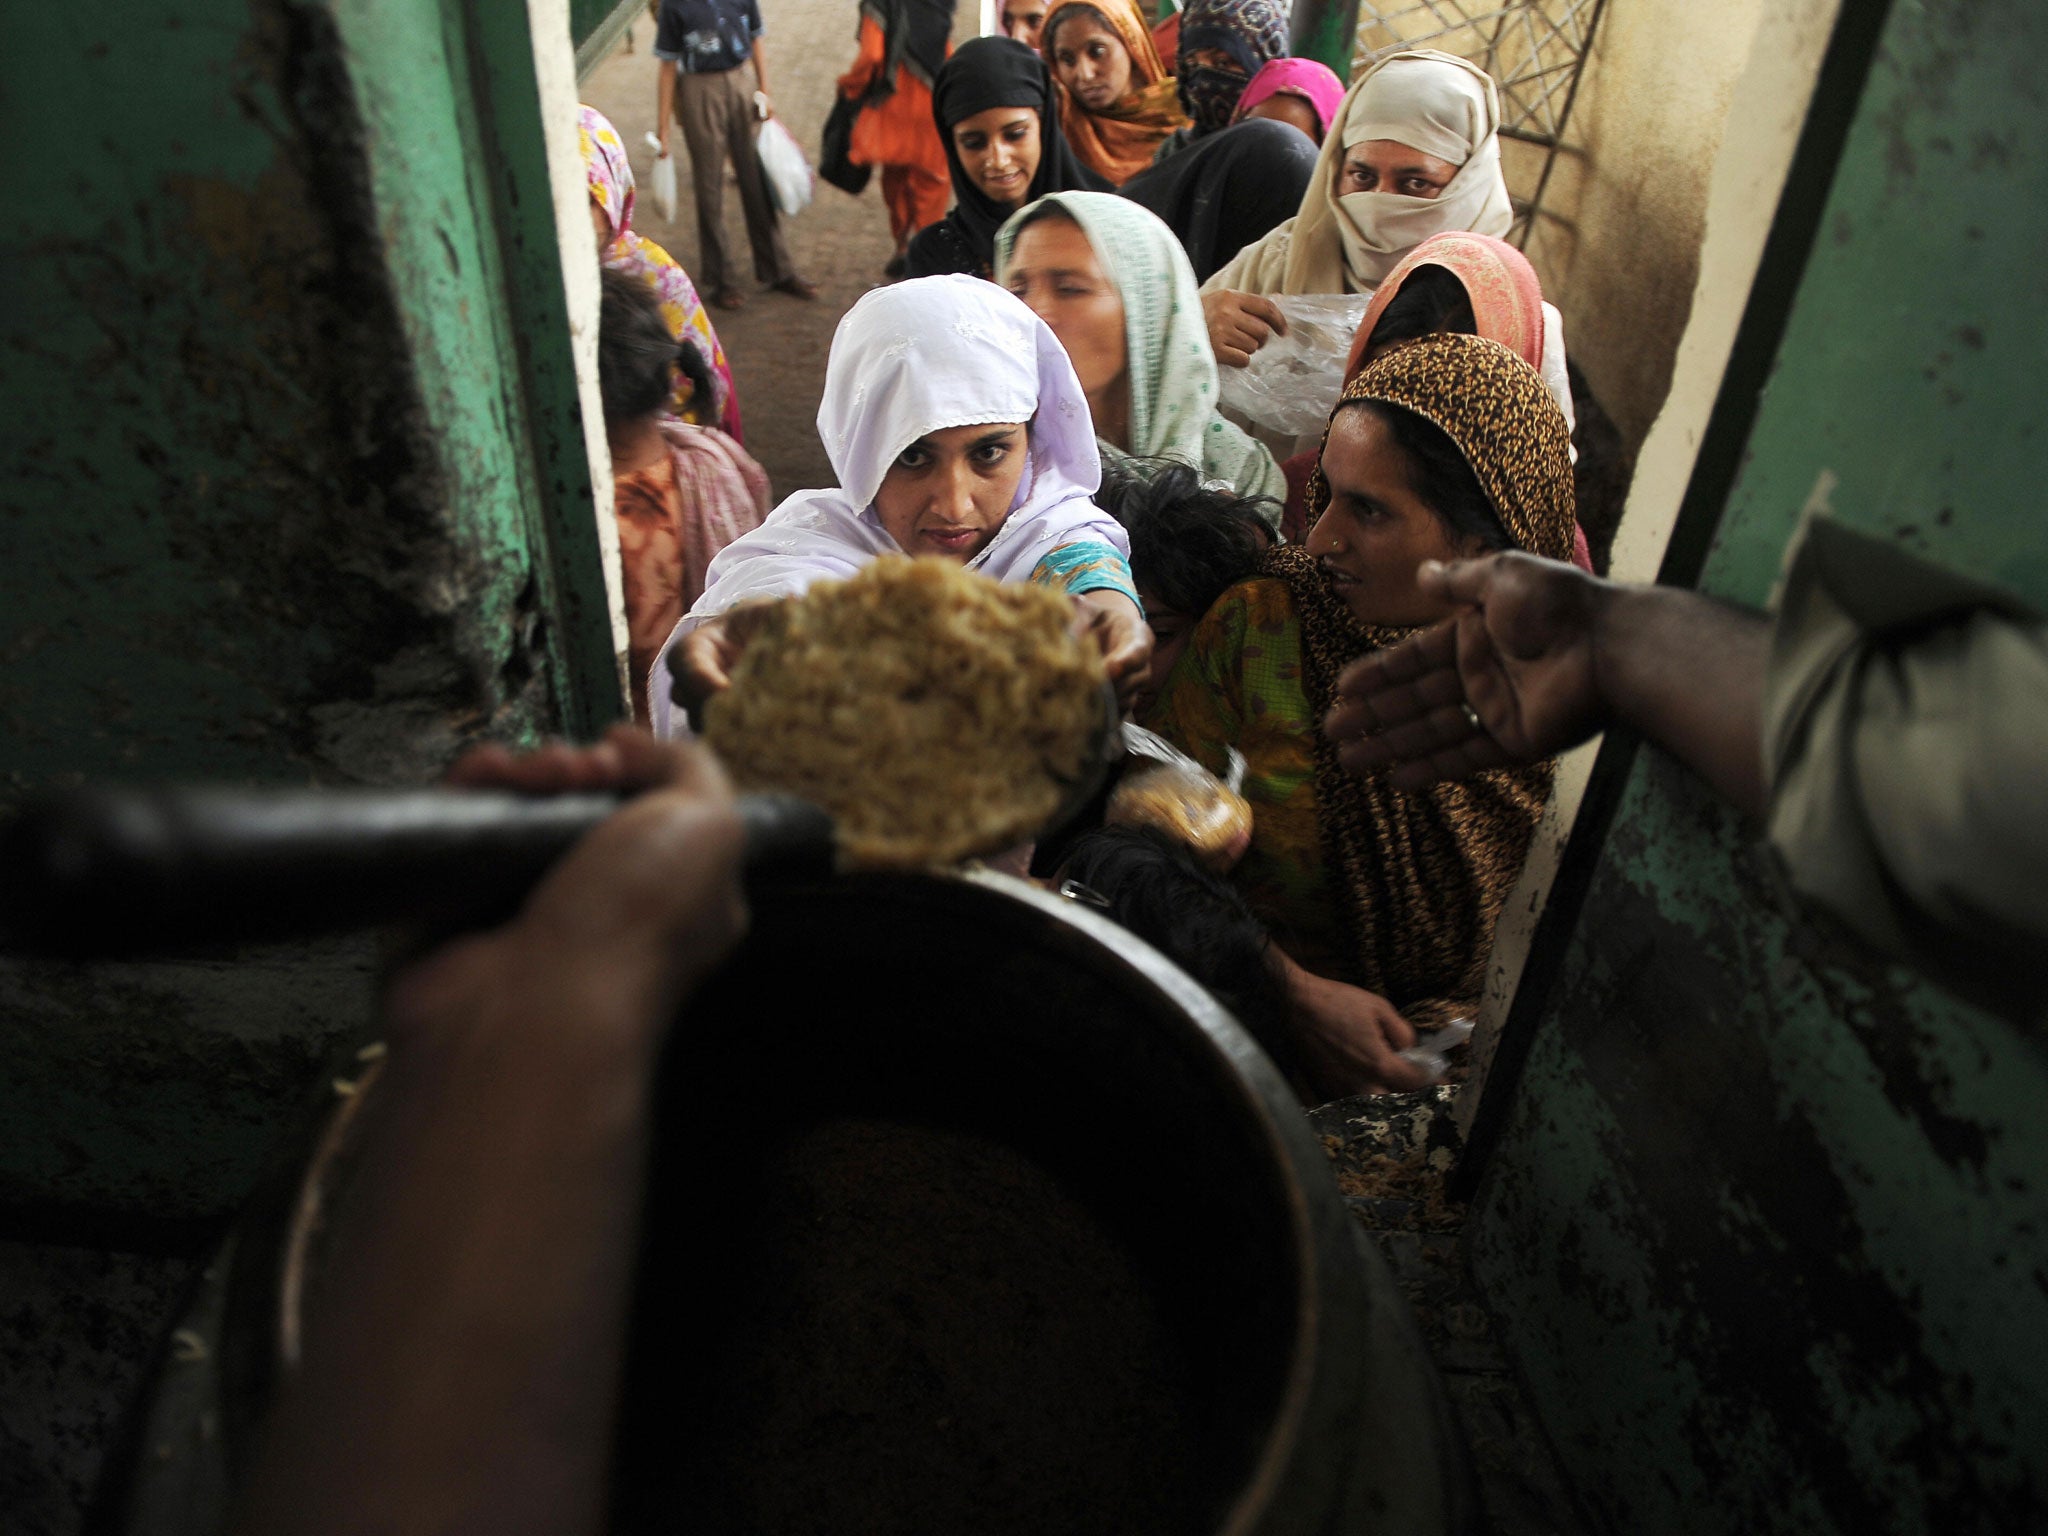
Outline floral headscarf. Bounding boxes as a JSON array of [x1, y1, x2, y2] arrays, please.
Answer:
[[1346, 231, 1547, 380], [1175, 0, 1289, 135], [578, 104, 743, 440]]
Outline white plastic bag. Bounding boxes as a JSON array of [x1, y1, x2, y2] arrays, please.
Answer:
[[1215, 294, 1372, 439], [756, 117, 814, 218], [642, 132, 677, 223]]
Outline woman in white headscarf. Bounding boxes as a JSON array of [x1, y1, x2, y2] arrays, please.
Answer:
[[1197, 50, 1538, 370], [650, 274, 1149, 737]]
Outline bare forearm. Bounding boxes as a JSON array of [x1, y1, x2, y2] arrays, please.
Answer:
[[234, 963, 666, 1535], [750, 39, 769, 96], [1591, 582, 1770, 817]]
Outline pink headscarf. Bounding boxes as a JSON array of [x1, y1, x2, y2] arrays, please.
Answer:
[[1230, 58, 1346, 142], [1345, 231, 1546, 380], [578, 104, 745, 442], [1344, 232, 1595, 572]]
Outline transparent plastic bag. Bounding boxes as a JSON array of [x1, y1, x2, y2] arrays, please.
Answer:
[[642, 132, 677, 223], [756, 117, 814, 218], [1106, 725, 1253, 872], [1396, 1017, 1475, 1086], [1215, 294, 1372, 439]]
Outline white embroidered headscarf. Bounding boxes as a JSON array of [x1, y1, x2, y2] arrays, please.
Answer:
[[1204, 50, 1514, 297], [648, 275, 1127, 738]]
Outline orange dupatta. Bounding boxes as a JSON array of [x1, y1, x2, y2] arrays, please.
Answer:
[[1043, 0, 1189, 186]]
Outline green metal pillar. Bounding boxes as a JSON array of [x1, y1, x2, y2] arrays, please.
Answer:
[[1287, 0, 1358, 79]]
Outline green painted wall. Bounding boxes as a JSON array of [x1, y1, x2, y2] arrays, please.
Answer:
[[1465, 0, 2048, 1530], [0, 0, 614, 1234]]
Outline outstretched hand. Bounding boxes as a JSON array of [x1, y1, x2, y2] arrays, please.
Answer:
[[1324, 552, 1610, 788]]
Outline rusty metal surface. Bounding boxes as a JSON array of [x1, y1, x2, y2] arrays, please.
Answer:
[[1464, 0, 2048, 1528], [0, 0, 614, 1235]]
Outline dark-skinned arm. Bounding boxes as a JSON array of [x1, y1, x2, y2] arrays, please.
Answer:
[[1324, 553, 1770, 816], [232, 728, 747, 1536]]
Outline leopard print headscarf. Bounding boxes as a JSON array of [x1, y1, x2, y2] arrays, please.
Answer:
[[1262, 333, 1575, 1023]]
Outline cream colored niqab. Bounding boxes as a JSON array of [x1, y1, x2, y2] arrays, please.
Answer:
[[1205, 49, 1515, 296]]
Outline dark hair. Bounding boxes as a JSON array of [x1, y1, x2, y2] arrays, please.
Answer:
[[1006, 198, 1076, 244], [1055, 825, 1301, 1078], [1338, 400, 1511, 553], [1365, 263, 1476, 354], [597, 265, 711, 426], [1094, 458, 1273, 617], [1042, 3, 1115, 55]]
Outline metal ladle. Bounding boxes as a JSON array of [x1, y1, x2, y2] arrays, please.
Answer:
[[0, 688, 1122, 959]]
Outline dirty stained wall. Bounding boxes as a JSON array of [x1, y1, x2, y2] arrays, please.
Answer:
[[1464, 0, 2048, 1529], [0, 0, 619, 1227], [0, 0, 614, 1526], [1514, 0, 1777, 452]]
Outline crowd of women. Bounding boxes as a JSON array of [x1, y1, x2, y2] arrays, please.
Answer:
[[577, 14, 1622, 1102]]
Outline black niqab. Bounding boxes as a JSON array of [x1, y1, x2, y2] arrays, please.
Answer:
[[1117, 116, 1315, 284]]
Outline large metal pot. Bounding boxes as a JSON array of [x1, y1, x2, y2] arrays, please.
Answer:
[[102, 869, 1469, 1535], [611, 870, 1469, 1536]]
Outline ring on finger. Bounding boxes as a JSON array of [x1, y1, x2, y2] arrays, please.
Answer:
[[1458, 702, 1484, 733]]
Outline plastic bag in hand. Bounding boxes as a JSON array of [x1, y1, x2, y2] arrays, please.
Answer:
[[756, 117, 814, 218], [1106, 725, 1253, 872], [642, 132, 678, 223], [1215, 294, 1372, 439]]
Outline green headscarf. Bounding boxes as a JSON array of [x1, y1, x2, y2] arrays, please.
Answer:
[[995, 192, 1285, 524]]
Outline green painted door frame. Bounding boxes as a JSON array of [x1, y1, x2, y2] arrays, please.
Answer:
[[1460, 0, 2048, 1529]]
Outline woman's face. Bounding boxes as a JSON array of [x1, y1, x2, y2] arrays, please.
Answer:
[[1049, 12, 1134, 113], [952, 106, 1042, 208], [1003, 215, 1127, 407], [589, 198, 616, 253], [1305, 405, 1482, 628], [1247, 91, 1322, 143], [1001, 0, 1047, 48], [1339, 138, 1460, 199], [872, 421, 1031, 562]]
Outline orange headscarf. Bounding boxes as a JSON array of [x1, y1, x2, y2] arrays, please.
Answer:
[[1042, 0, 1190, 186]]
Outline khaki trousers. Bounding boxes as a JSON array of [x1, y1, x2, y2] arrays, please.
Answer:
[[675, 64, 796, 293]]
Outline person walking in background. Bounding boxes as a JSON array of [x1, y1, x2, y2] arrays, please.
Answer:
[[652, 0, 816, 309], [837, 0, 957, 278]]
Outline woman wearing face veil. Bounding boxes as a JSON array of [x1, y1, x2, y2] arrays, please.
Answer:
[[835, 0, 956, 275], [1198, 51, 1523, 367], [906, 36, 1107, 279]]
